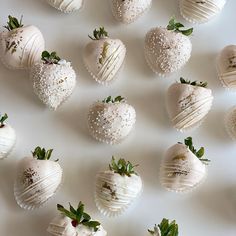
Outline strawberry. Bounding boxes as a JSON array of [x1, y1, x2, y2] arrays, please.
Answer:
[[30, 51, 77, 110], [46, 0, 84, 13], [83, 27, 126, 85], [224, 106, 236, 141], [95, 157, 142, 217], [110, 0, 152, 24], [14, 147, 62, 210], [0, 15, 45, 69], [166, 78, 213, 131], [144, 18, 193, 76], [88, 96, 136, 144]]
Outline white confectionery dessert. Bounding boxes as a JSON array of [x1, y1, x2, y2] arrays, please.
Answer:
[[46, 0, 84, 13]]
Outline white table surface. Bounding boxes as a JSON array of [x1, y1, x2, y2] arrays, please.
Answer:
[[1, 0, 236, 235]]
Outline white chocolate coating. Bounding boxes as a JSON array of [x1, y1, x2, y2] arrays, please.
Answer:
[[144, 27, 192, 76], [46, 0, 84, 13], [95, 170, 142, 217], [166, 83, 213, 131], [160, 143, 206, 193], [47, 214, 107, 236], [30, 60, 76, 110], [179, 0, 226, 24], [0, 25, 45, 69], [225, 106, 236, 140], [88, 101, 136, 144], [216, 45, 236, 89], [110, 0, 152, 24], [83, 38, 126, 85], [0, 124, 16, 159], [14, 156, 62, 210]]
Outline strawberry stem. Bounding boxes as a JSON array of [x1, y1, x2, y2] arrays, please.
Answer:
[[102, 96, 125, 103], [41, 51, 61, 64], [179, 77, 208, 88], [88, 27, 108, 40], [32, 147, 54, 160], [0, 113, 8, 127], [3, 15, 23, 31], [167, 17, 193, 36]]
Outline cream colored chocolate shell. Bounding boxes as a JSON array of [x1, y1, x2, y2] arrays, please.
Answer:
[[88, 102, 136, 144], [46, 0, 84, 13], [160, 143, 207, 193], [95, 170, 142, 217], [83, 38, 126, 85], [0, 124, 16, 159], [110, 0, 152, 24], [14, 157, 62, 210], [216, 45, 236, 89], [166, 83, 213, 131], [48, 214, 107, 236], [224, 106, 236, 140], [30, 60, 76, 110], [0, 25, 45, 69], [144, 27, 192, 76], [179, 0, 226, 24]]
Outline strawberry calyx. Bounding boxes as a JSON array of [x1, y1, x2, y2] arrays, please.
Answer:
[[4, 15, 23, 31], [41, 51, 61, 64], [57, 202, 101, 232], [179, 77, 208, 88], [102, 96, 125, 103], [167, 17, 193, 36], [32, 147, 54, 161], [0, 113, 8, 128], [88, 27, 108, 40]]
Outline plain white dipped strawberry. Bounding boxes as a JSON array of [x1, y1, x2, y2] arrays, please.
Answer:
[[148, 218, 179, 236], [95, 157, 142, 217], [83, 27, 126, 85], [216, 45, 236, 89], [145, 18, 193, 76], [46, 0, 84, 13], [14, 147, 63, 210], [160, 137, 209, 193], [0, 113, 16, 159], [48, 202, 107, 236], [0, 15, 45, 69], [166, 78, 213, 132], [88, 96, 136, 144], [30, 51, 76, 110], [110, 0, 152, 24], [179, 0, 226, 24]]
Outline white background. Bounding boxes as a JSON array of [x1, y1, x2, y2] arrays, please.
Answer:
[[1, 0, 236, 235]]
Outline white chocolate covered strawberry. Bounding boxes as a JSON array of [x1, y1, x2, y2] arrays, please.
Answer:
[[46, 0, 84, 13], [47, 202, 107, 236], [148, 218, 179, 236], [166, 78, 213, 131], [110, 0, 152, 24], [95, 157, 142, 217], [88, 96, 136, 144], [160, 137, 209, 193], [30, 51, 76, 110], [224, 106, 236, 140], [179, 0, 226, 24], [0, 15, 45, 69], [145, 18, 193, 76], [0, 113, 16, 159], [83, 27, 126, 85], [14, 147, 62, 210]]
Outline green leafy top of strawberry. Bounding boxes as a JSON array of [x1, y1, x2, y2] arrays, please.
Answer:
[[57, 202, 101, 232], [109, 156, 138, 177], [0, 113, 8, 127], [181, 137, 210, 164], [3, 15, 23, 31], [102, 96, 125, 103], [32, 147, 54, 160], [41, 51, 61, 64], [88, 27, 108, 40], [179, 77, 208, 88], [167, 17, 193, 36], [148, 218, 179, 236]]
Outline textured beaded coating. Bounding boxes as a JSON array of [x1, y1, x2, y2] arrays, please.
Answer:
[[224, 106, 236, 141], [144, 27, 192, 76], [0, 25, 45, 69], [179, 0, 226, 24], [110, 0, 152, 24], [46, 0, 84, 13], [166, 83, 213, 131]]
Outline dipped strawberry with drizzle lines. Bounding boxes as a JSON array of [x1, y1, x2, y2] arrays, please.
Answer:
[[145, 17, 193, 76], [88, 96, 136, 144], [47, 202, 107, 236], [30, 51, 76, 110], [83, 27, 126, 85], [0, 15, 45, 69]]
